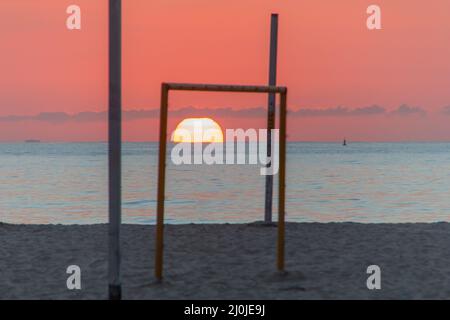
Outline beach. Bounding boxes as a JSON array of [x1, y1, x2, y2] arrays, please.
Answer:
[[1, 222, 450, 299]]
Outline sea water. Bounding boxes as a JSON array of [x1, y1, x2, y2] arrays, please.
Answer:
[[1, 142, 450, 224]]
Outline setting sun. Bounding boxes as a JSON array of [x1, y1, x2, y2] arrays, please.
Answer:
[[171, 118, 224, 143]]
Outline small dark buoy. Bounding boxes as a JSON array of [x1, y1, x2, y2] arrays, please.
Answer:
[[343, 138, 347, 146]]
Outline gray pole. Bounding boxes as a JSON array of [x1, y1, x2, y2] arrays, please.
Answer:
[[108, 0, 122, 300], [264, 13, 278, 223]]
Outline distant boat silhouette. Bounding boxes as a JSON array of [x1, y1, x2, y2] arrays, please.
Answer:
[[343, 139, 347, 146], [25, 139, 40, 143]]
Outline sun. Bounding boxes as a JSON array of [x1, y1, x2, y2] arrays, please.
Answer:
[[172, 118, 224, 143]]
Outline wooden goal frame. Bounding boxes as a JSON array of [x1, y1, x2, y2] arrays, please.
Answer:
[[155, 82, 288, 280]]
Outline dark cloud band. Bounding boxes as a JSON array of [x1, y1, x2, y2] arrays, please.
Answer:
[[0, 104, 430, 123]]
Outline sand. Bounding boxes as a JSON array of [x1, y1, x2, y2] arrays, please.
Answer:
[[1, 222, 450, 299]]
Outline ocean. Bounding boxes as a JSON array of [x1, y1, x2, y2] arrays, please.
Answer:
[[1, 142, 450, 224]]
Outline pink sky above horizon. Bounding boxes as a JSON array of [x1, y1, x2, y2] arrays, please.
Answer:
[[1, 0, 450, 141]]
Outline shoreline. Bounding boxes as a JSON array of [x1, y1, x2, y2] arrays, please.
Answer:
[[1, 222, 450, 299]]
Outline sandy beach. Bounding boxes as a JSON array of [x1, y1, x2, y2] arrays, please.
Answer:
[[1, 222, 450, 299]]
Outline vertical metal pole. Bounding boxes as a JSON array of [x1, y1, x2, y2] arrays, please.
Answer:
[[108, 0, 122, 300], [277, 91, 287, 271], [155, 84, 169, 280], [264, 13, 279, 223]]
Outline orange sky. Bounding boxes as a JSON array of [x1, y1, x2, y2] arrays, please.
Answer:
[[1, 0, 450, 141]]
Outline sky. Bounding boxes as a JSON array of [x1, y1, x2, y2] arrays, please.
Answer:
[[1, 0, 450, 141]]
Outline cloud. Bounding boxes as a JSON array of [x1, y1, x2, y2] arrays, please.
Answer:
[[390, 104, 426, 116], [123, 109, 158, 120], [292, 105, 386, 117], [0, 107, 267, 123], [0, 104, 431, 123], [441, 105, 450, 115]]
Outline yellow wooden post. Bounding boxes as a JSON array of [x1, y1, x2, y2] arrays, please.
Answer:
[[155, 83, 169, 280]]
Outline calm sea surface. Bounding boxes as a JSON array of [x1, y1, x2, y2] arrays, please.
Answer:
[[1, 142, 450, 224]]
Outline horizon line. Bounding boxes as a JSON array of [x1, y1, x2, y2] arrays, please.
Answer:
[[3, 140, 450, 144]]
